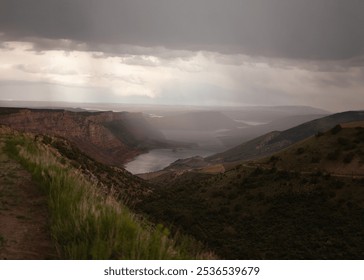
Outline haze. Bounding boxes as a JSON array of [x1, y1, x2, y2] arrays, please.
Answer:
[[1, 0, 364, 112]]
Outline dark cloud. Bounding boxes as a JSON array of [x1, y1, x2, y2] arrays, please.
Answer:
[[0, 0, 363, 60]]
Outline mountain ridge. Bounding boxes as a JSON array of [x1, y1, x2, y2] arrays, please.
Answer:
[[137, 121, 364, 259], [0, 108, 171, 166], [208, 110, 364, 163]]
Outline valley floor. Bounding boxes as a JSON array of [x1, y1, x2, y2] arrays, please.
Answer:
[[0, 140, 56, 259]]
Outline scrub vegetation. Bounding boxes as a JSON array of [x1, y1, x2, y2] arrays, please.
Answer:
[[139, 125, 364, 259], [2, 131, 209, 260]]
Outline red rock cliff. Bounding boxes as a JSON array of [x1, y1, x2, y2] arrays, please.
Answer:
[[0, 108, 166, 166]]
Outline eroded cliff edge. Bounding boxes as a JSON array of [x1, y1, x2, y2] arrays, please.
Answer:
[[0, 108, 168, 166]]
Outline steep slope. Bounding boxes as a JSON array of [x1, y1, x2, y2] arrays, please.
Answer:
[[0, 126, 211, 259], [256, 122, 364, 176], [208, 111, 364, 163], [138, 124, 364, 259], [0, 108, 168, 166]]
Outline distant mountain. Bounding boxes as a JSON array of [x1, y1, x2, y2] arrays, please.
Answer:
[[207, 111, 364, 163], [0, 108, 173, 166], [147, 111, 243, 131], [221, 105, 330, 123], [219, 114, 328, 148]]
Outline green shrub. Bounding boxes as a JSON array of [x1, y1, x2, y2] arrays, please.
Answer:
[[269, 156, 280, 163], [315, 131, 324, 138], [331, 125, 342, 135]]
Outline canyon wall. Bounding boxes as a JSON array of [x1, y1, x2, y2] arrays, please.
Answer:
[[0, 108, 166, 166]]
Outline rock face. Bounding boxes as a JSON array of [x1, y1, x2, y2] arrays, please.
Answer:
[[0, 108, 166, 166]]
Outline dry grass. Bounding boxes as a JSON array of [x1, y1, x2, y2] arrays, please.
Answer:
[[3, 131, 210, 259]]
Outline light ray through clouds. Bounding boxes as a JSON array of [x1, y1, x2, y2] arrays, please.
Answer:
[[0, 0, 363, 111]]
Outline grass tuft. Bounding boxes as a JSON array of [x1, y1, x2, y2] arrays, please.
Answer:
[[4, 134, 207, 259]]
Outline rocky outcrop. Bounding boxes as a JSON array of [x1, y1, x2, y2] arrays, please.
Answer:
[[0, 108, 166, 166]]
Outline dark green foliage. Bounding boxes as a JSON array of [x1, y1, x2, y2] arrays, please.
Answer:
[[311, 155, 321, 163], [233, 204, 242, 212], [332, 180, 345, 189], [274, 170, 293, 180], [315, 131, 324, 138], [235, 164, 243, 170], [343, 152, 355, 164], [0, 107, 23, 116], [269, 155, 280, 163], [138, 166, 364, 259], [41, 135, 52, 145], [356, 128, 364, 142], [139, 124, 364, 259], [338, 137, 356, 150], [331, 124, 342, 135], [251, 167, 264, 176], [337, 137, 349, 146], [327, 149, 341, 161]]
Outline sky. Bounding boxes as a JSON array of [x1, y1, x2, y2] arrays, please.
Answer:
[[0, 0, 363, 112]]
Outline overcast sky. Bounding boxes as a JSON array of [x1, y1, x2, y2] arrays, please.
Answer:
[[0, 0, 363, 111]]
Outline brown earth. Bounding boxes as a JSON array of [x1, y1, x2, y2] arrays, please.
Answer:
[[0, 140, 57, 260], [0, 108, 166, 166]]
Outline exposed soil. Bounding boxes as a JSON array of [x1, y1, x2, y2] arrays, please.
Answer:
[[0, 141, 57, 259]]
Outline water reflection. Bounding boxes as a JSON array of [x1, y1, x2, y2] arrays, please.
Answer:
[[124, 148, 215, 174]]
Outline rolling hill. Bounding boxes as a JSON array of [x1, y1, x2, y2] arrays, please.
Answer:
[[218, 114, 328, 147], [255, 122, 364, 176], [138, 123, 364, 259], [208, 111, 364, 163]]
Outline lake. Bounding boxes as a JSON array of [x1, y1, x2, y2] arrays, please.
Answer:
[[124, 148, 216, 174]]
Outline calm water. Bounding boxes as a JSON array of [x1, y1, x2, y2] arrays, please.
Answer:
[[124, 148, 215, 174]]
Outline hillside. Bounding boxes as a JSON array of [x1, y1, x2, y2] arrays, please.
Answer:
[[138, 124, 364, 259], [0, 108, 173, 166], [208, 111, 364, 163], [0, 126, 211, 259], [0, 137, 56, 259], [218, 114, 327, 147], [256, 123, 364, 176], [3, 108, 364, 260]]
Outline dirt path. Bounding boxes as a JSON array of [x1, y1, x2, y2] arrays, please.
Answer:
[[0, 140, 57, 259]]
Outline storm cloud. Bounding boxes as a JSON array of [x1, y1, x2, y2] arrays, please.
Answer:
[[0, 1, 363, 111], [1, 0, 363, 60]]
